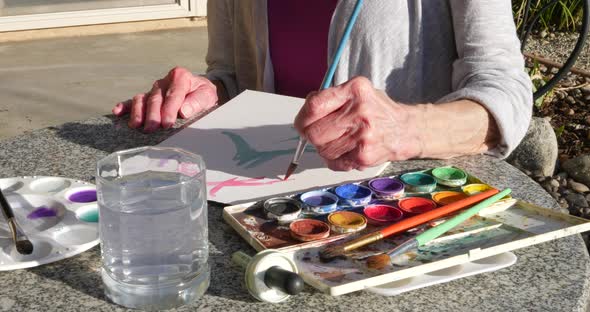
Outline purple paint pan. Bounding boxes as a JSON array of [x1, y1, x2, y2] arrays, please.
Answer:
[[368, 177, 404, 200], [67, 189, 97, 203]]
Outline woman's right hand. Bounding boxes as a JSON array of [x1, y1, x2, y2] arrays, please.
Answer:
[[112, 66, 218, 132]]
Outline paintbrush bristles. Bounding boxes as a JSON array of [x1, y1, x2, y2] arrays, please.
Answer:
[[284, 163, 297, 181], [16, 240, 34, 255], [318, 245, 347, 263], [366, 254, 391, 270], [7, 219, 33, 255]]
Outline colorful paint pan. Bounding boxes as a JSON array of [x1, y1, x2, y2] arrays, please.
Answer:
[[363, 204, 404, 226], [462, 183, 497, 195], [289, 219, 330, 242], [398, 197, 438, 215], [431, 191, 469, 206], [462, 184, 510, 199], [327, 211, 367, 234], [431, 167, 468, 187], [368, 177, 404, 200], [263, 197, 302, 225], [300, 190, 339, 215], [334, 184, 372, 207], [0, 176, 99, 271], [400, 173, 437, 193]]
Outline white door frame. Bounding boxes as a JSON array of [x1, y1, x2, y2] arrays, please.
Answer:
[[0, 0, 207, 32]]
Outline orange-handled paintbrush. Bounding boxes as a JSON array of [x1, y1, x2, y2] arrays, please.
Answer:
[[318, 188, 501, 262]]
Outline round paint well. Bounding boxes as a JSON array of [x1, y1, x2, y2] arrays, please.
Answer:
[[334, 184, 372, 207], [76, 204, 99, 223], [6, 239, 53, 262], [52, 225, 98, 246], [398, 197, 437, 215], [400, 173, 437, 193], [263, 197, 301, 224], [431, 191, 469, 206], [289, 219, 330, 242], [0, 178, 24, 193], [2, 194, 65, 236], [363, 204, 404, 226], [300, 191, 339, 215], [431, 167, 468, 187], [29, 177, 71, 193], [368, 178, 404, 200], [327, 211, 367, 234], [66, 187, 97, 203]]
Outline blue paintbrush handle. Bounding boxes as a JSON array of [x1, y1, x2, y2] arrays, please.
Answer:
[[292, 0, 364, 165], [320, 0, 364, 90]]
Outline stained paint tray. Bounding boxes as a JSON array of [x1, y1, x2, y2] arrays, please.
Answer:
[[0, 176, 99, 271], [223, 171, 590, 296]]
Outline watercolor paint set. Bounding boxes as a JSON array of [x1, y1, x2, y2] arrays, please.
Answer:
[[0, 176, 99, 271], [223, 167, 590, 296]]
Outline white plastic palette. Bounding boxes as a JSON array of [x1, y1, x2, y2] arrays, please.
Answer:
[[0, 176, 99, 271], [366, 252, 517, 296]]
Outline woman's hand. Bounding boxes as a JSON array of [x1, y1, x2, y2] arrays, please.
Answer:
[[113, 67, 218, 132], [294, 77, 423, 171]]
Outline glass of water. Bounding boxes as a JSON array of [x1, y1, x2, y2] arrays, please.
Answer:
[[96, 146, 208, 310]]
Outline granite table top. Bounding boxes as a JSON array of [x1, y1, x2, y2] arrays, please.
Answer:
[[0, 115, 589, 312]]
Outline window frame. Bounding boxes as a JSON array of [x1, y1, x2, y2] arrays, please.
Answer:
[[0, 0, 207, 32]]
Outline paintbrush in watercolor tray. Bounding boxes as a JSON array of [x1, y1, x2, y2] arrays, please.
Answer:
[[318, 189, 501, 262], [365, 189, 512, 270]]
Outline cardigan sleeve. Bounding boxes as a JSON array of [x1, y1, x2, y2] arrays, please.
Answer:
[[438, 0, 533, 158], [205, 0, 240, 98]]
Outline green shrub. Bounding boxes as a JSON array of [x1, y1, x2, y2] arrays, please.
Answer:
[[513, 0, 584, 32]]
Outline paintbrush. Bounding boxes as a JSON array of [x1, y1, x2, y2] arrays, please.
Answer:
[[319, 188, 501, 262], [366, 188, 512, 270], [0, 188, 33, 255], [284, 0, 365, 180]]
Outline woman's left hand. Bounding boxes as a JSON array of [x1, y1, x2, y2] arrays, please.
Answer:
[[294, 77, 422, 171]]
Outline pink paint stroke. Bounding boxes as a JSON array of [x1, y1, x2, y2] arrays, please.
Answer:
[[207, 177, 286, 197]]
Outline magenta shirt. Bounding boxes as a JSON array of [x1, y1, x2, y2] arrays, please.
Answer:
[[267, 0, 339, 98]]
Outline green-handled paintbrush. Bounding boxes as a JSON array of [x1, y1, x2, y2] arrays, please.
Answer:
[[366, 188, 512, 270]]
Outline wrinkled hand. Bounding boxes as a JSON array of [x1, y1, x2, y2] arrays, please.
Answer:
[[112, 67, 218, 132], [294, 77, 422, 171]]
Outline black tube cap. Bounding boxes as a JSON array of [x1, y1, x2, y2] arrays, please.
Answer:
[[264, 266, 305, 295]]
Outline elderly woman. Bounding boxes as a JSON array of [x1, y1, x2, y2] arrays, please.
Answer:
[[113, 0, 532, 171]]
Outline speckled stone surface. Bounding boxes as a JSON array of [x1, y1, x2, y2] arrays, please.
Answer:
[[0, 115, 589, 312]]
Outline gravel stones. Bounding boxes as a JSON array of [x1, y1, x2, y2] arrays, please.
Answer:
[[566, 193, 589, 208], [569, 180, 590, 193], [563, 155, 590, 188]]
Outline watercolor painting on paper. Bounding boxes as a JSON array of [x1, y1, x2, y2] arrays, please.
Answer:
[[159, 90, 388, 204]]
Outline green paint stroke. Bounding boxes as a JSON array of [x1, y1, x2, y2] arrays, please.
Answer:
[[222, 131, 315, 169]]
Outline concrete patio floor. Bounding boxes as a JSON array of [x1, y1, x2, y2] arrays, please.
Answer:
[[0, 25, 208, 140]]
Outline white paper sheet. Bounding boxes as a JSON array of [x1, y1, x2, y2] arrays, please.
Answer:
[[159, 90, 388, 204]]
